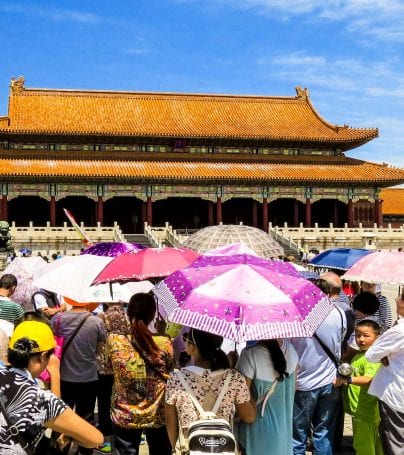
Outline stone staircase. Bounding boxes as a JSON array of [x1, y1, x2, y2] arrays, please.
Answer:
[[123, 233, 152, 247]]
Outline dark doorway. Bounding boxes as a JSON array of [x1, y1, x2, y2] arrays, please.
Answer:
[[312, 199, 347, 227], [222, 198, 258, 227], [56, 196, 95, 226], [269, 198, 304, 226], [153, 198, 209, 229], [104, 197, 143, 233], [9, 196, 49, 226]]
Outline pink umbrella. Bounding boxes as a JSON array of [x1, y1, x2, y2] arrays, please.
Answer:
[[204, 242, 259, 257], [154, 263, 333, 342], [342, 251, 404, 285], [190, 253, 300, 277], [80, 241, 145, 257], [93, 247, 200, 284]]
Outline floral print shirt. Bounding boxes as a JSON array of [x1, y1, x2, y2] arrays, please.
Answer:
[[106, 333, 174, 429], [165, 366, 251, 430]]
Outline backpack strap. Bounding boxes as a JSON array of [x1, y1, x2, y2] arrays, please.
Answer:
[[176, 369, 233, 418]]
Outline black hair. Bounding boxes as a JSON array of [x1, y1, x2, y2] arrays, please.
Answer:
[[352, 292, 380, 315], [127, 292, 161, 362], [0, 274, 17, 289], [356, 319, 381, 335], [191, 329, 229, 371], [259, 340, 289, 381], [7, 338, 53, 369], [19, 311, 50, 326]]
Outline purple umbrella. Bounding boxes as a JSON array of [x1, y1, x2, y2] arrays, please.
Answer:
[[80, 241, 145, 258], [154, 263, 334, 342]]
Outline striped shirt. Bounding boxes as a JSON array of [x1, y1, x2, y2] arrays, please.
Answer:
[[0, 296, 24, 324]]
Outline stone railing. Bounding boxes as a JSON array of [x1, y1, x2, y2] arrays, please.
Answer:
[[10, 221, 124, 256], [144, 223, 164, 247], [269, 222, 404, 251]]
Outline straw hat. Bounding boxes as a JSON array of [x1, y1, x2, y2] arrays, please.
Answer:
[[9, 321, 56, 353]]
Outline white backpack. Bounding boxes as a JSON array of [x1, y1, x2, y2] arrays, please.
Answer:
[[176, 370, 237, 455]]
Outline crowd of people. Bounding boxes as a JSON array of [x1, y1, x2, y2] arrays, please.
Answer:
[[0, 265, 402, 455]]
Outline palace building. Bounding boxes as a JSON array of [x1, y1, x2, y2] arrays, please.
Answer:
[[0, 76, 403, 233]]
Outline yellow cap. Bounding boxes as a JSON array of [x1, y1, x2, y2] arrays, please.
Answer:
[[9, 321, 56, 353]]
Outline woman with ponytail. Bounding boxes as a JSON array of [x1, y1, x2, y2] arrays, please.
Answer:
[[0, 321, 103, 454], [105, 292, 174, 455], [165, 328, 256, 453], [236, 339, 298, 455]]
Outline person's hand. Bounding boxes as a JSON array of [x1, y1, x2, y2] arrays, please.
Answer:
[[46, 353, 60, 378], [43, 307, 60, 317], [333, 377, 346, 387], [381, 356, 389, 367], [155, 313, 167, 335], [227, 350, 239, 368]]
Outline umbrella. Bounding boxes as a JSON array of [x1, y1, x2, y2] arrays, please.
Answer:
[[342, 251, 404, 285], [80, 241, 145, 257], [183, 224, 284, 259], [203, 242, 259, 257], [19, 247, 32, 255], [190, 253, 300, 278], [88, 281, 154, 303], [309, 248, 372, 271], [2, 257, 48, 309], [154, 263, 334, 342], [93, 247, 200, 284], [33, 255, 113, 303]]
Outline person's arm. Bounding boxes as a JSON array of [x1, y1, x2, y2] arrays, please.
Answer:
[[335, 375, 373, 387], [165, 402, 179, 449], [46, 354, 61, 397], [365, 327, 401, 363], [45, 407, 103, 448], [236, 400, 256, 423]]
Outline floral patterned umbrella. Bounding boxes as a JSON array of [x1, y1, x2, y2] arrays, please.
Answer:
[[2, 257, 48, 310], [80, 241, 145, 257], [342, 251, 404, 285], [154, 262, 333, 342]]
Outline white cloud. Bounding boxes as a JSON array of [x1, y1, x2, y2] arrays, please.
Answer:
[[0, 2, 101, 24]]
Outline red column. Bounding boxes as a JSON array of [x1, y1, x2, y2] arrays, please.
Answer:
[[293, 200, 299, 226], [347, 199, 354, 227], [262, 198, 268, 231], [216, 197, 222, 224], [334, 201, 339, 226], [208, 201, 214, 226], [374, 199, 380, 226], [252, 201, 258, 228], [146, 196, 153, 225], [50, 196, 56, 226], [1, 195, 8, 221], [378, 199, 383, 227], [96, 196, 104, 225], [141, 202, 147, 226], [305, 198, 311, 227]]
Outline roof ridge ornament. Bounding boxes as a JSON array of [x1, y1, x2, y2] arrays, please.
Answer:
[[10, 76, 25, 93], [295, 86, 309, 99]]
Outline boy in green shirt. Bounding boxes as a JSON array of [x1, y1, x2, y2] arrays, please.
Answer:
[[335, 319, 382, 455]]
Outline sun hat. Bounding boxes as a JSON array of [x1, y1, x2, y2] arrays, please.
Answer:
[[63, 296, 99, 312], [9, 321, 56, 353]]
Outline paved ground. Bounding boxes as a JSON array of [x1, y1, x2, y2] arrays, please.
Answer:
[[138, 415, 354, 454]]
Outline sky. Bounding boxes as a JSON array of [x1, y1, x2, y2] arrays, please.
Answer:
[[1, 0, 404, 170]]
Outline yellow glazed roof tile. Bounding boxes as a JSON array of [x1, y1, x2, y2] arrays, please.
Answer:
[[1, 82, 378, 146], [380, 188, 404, 215], [1, 158, 404, 185]]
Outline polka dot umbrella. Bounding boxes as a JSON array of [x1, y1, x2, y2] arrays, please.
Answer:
[[80, 241, 145, 257], [154, 261, 333, 342]]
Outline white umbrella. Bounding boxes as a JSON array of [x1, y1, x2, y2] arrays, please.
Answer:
[[87, 281, 154, 303], [33, 255, 112, 303]]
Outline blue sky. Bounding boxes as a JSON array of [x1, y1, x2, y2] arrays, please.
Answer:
[[1, 0, 404, 169]]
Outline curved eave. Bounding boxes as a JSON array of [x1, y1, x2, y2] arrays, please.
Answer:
[[0, 158, 403, 187]]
